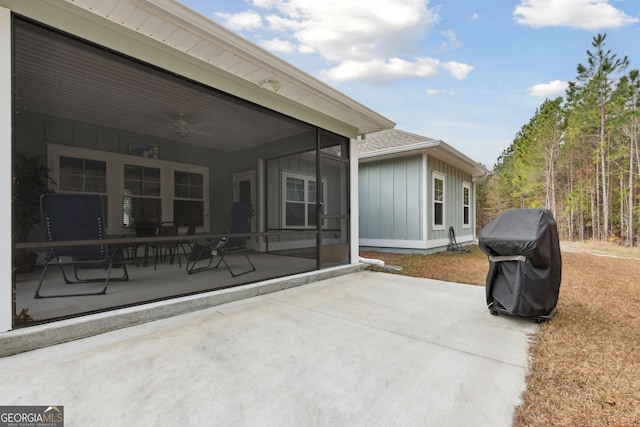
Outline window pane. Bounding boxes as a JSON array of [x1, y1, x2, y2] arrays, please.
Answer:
[[174, 200, 204, 227], [286, 178, 304, 202], [175, 171, 204, 199], [190, 186, 203, 199], [60, 174, 84, 192], [59, 156, 106, 193], [286, 202, 305, 226], [308, 181, 316, 203], [434, 202, 443, 226], [85, 159, 106, 176], [124, 165, 143, 195], [434, 178, 443, 202], [175, 184, 189, 198], [123, 196, 161, 227], [60, 156, 83, 175], [85, 177, 106, 193], [464, 206, 470, 225], [174, 171, 189, 186], [190, 173, 203, 186], [463, 187, 469, 205], [125, 165, 160, 196], [307, 203, 317, 226], [145, 181, 161, 197]]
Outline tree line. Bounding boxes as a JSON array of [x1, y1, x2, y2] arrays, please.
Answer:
[[477, 34, 640, 246]]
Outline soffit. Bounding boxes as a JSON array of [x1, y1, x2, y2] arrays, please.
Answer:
[[13, 19, 311, 152], [52, 0, 394, 137]]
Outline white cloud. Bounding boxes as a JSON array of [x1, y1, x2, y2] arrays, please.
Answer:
[[470, 12, 480, 20], [514, 0, 639, 30], [265, 0, 440, 62], [440, 29, 461, 51], [441, 61, 474, 80], [529, 80, 569, 98], [215, 11, 263, 31], [426, 89, 455, 95], [215, 0, 474, 83], [260, 37, 296, 53], [320, 57, 473, 83]]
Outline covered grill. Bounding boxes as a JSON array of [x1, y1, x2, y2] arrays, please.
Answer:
[[479, 208, 562, 321]]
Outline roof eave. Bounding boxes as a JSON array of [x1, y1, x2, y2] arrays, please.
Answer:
[[131, 0, 395, 134], [359, 140, 489, 176]]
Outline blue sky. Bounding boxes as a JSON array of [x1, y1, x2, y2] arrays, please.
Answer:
[[178, 0, 640, 168]]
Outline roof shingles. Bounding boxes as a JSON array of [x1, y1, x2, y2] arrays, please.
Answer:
[[359, 129, 437, 154]]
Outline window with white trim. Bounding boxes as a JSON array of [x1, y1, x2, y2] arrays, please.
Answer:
[[174, 171, 205, 227], [432, 172, 445, 230], [58, 155, 109, 226], [463, 182, 471, 228], [123, 164, 161, 227], [282, 171, 327, 228], [48, 144, 209, 232]]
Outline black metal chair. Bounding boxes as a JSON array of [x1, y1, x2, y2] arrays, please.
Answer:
[[34, 193, 129, 298], [177, 222, 197, 266], [447, 226, 470, 252], [186, 203, 256, 277], [145, 222, 180, 269], [130, 222, 158, 268]]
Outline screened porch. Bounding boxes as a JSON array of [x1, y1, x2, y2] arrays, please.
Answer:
[[12, 16, 351, 326]]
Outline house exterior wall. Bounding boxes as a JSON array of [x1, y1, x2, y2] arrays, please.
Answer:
[[359, 155, 424, 245], [426, 155, 475, 244], [359, 152, 475, 252]]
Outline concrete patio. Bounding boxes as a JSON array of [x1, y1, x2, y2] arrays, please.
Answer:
[[0, 270, 537, 426]]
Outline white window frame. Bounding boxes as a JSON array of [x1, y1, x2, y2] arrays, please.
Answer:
[[432, 171, 445, 231], [462, 181, 471, 229], [47, 144, 209, 233], [281, 170, 327, 229]]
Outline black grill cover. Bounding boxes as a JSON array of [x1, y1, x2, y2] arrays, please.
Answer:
[[479, 209, 562, 318]]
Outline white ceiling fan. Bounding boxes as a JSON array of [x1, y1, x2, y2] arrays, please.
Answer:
[[169, 112, 190, 137]]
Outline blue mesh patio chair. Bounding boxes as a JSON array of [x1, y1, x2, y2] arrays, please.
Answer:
[[34, 193, 129, 298], [186, 202, 256, 277]]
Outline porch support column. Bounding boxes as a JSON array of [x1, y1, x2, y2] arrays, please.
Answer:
[[349, 136, 360, 264], [1, 6, 13, 332]]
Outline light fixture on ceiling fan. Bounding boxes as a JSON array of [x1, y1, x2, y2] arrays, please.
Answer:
[[173, 113, 190, 137]]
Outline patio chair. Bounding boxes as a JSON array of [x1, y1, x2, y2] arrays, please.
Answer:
[[177, 222, 197, 265], [186, 202, 256, 277], [447, 226, 470, 253], [145, 222, 180, 270], [129, 222, 158, 268], [34, 193, 129, 299]]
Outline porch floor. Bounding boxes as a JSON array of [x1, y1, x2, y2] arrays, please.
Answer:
[[14, 252, 316, 323]]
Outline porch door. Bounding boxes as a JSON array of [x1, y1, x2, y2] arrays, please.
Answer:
[[319, 153, 349, 267], [233, 170, 256, 249]]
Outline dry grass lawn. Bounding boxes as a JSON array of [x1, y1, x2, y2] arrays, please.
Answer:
[[360, 243, 640, 427]]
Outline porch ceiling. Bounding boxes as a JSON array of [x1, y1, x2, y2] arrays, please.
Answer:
[[10, 0, 395, 149], [14, 18, 311, 152]]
